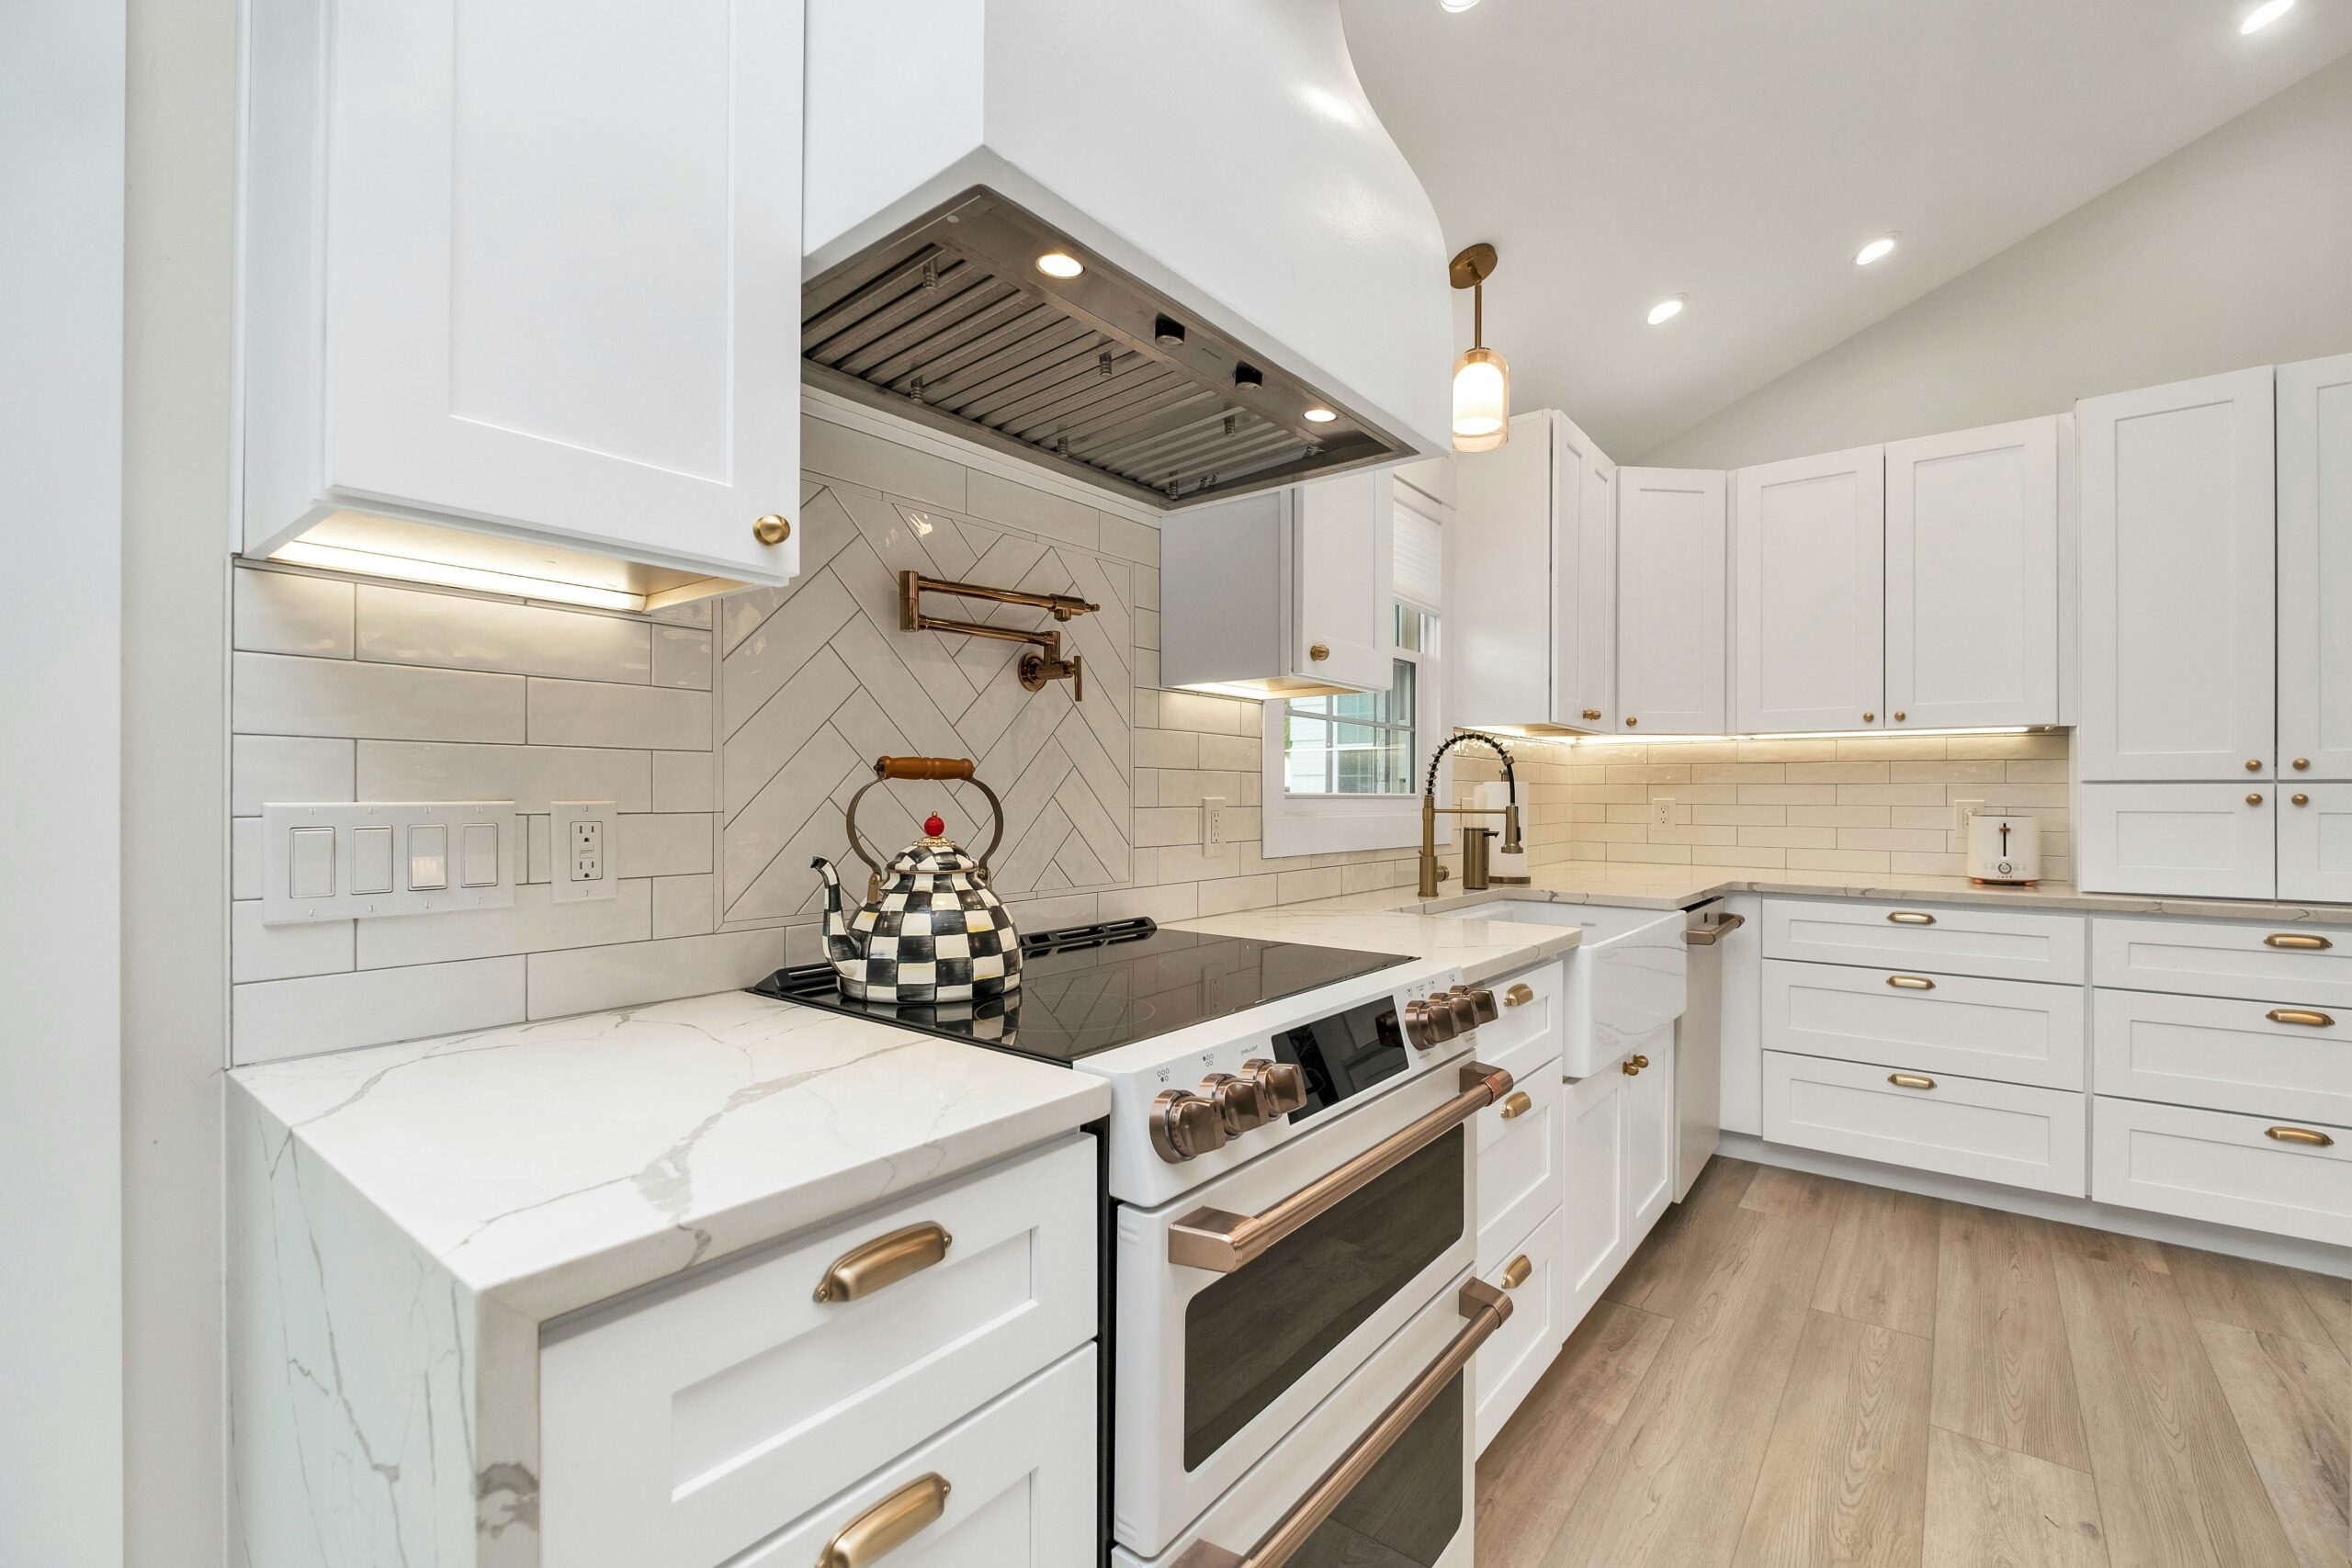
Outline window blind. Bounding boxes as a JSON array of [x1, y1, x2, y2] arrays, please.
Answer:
[[1392, 500, 1442, 614]]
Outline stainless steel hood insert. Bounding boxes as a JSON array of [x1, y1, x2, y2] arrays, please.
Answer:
[[801, 188, 1411, 509]]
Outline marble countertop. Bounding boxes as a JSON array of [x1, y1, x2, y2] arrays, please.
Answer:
[[1171, 906, 1583, 983]]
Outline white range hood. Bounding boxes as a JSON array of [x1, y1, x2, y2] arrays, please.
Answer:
[[803, 0, 1452, 507]]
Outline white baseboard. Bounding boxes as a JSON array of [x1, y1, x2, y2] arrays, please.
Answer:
[[1716, 1131, 2352, 1281]]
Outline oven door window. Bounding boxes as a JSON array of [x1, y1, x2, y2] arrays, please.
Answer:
[[1182, 1125, 1465, 1470], [1290, 1371, 1465, 1568]]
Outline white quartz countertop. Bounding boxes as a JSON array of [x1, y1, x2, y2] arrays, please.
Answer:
[[1170, 907, 1583, 983], [229, 988, 1109, 1324]]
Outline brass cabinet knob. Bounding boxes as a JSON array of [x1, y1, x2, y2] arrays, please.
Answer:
[[1308, 642, 1330, 661], [2294, 758, 2312, 771], [1863, 711, 1876, 723], [1893, 711, 1905, 722], [1625, 716, 1639, 728], [2248, 793, 2266, 807], [2293, 793, 2311, 807], [752, 513, 792, 545], [1498, 1089, 1533, 1120], [1502, 982, 1535, 1008], [1621, 1053, 1650, 1076], [2246, 759, 2264, 773], [1582, 709, 1603, 721], [1499, 1253, 1532, 1291]]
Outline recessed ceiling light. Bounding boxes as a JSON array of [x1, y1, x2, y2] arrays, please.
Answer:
[[1303, 407, 1338, 423], [1035, 252, 1084, 279], [1441, 0, 1482, 11], [1854, 235, 1898, 266], [2242, 0, 2293, 33], [1645, 295, 1687, 326]]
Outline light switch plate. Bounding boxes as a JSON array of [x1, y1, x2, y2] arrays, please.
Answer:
[[260, 801, 517, 925], [550, 801, 618, 903]]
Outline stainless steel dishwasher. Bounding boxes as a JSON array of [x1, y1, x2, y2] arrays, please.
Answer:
[[1676, 901, 1744, 1199]]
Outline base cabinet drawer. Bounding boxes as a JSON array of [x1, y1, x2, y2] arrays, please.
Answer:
[[1475, 1206, 1565, 1455], [2092, 1098, 2352, 1247], [1763, 959, 2085, 1089], [1763, 1051, 2086, 1195], [730, 1347, 1097, 1568], [1476, 1048, 1566, 1275], [2092, 987, 2352, 1123], [1761, 897, 2085, 983], [538, 1136, 1096, 1568], [1467, 954, 1566, 1066], [2091, 916, 2352, 1007], [2075, 784, 2278, 899]]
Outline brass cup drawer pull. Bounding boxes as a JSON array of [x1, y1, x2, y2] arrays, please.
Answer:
[[1498, 1089, 1534, 1121], [2266, 933, 2333, 951], [1170, 1281, 1512, 1568], [2266, 1126, 2335, 1148], [1499, 1254, 1532, 1291], [1887, 974, 1936, 990], [819, 1472, 951, 1568], [1169, 1062, 1510, 1273], [1503, 982, 1536, 1008], [2267, 1008, 2335, 1028], [1888, 1072, 1937, 1090], [814, 1221, 953, 1303], [1887, 910, 1936, 925]]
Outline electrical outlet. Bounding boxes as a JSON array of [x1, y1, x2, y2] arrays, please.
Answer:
[[1954, 798, 1985, 836], [1652, 798, 1677, 828], [1204, 796, 1228, 845], [550, 801, 617, 903]]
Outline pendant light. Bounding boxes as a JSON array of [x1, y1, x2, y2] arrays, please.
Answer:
[[1450, 243, 1509, 451]]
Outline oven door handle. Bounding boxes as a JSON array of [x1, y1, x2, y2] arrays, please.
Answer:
[[1167, 1061, 1511, 1274], [1170, 1280, 1511, 1568]]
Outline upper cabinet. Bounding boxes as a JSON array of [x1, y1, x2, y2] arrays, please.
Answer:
[[1453, 411, 1616, 730], [2075, 367, 2275, 782], [1616, 468, 1727, 735], [1734, 446, 1886, 733], [240, 0, 805, 604], [2278, 352, 2352, 782], [1291, 469, 1398, 693], [1884, 417, 2061, 730]]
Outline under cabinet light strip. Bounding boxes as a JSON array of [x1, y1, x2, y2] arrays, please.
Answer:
[[269, 540, 646, 613], [1470, 726, 2040, 746]]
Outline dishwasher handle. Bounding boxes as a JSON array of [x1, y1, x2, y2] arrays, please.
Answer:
[[1684, 911, 1747, 946]]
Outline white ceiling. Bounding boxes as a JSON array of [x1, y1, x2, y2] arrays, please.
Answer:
[[1340, 0, 2352, 457]]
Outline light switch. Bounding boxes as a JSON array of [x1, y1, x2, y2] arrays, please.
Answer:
[[352, 825, 395, 895], [408, 824, 448, 890], [460, 822, 499, 887], [288, 827, 335, 899]]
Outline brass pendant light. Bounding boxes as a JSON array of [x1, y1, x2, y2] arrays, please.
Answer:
[[1450, 243, 1509, 451]]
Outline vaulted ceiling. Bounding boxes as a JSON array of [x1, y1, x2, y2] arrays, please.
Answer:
[[1340, 0, 2352, 457]]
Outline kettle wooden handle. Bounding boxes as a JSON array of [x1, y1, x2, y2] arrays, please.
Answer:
[[875, 756, 974, 782]]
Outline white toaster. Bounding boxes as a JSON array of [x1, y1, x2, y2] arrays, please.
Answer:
[[1967, 811, 2041, 885]]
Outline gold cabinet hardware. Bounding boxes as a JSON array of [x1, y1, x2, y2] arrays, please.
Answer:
[[1170, 1281, 1512, 1568], [1684, 910, 1747, 946], [1886, 974, 1935, 989], [1582, 708, 1603, 721], [2246, 759, 2265, 772], [1893, 710, 1905, 722], [2266, 932, 2333, 950], [1625, 716, 1639, 727], [1308, 642, 1330, 661], [2248, 793, 2266, 807], [1888, 1072, 1936, 1090], [1503, 982, 1535, 1008], [1498, 1089, 1533, 1121], [2266, 1126, 2335, 1148], [2267, 1008, 2335, 1028], [752, 513, 792, 546], [1863, 711, 1875, 723], [1621, 1053, 1650, 1077], [1499, 1254, 1532, 1291], [819, 1472, 951, 1568], [1887, 910, 1936, 925], [1169, 1062, 1510, 1272], [2294, 758, 2312, 770], [814, 1222, 953, 1303], [2294, 793, 2311, 807]]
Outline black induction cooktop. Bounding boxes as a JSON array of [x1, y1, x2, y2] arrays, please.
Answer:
[[749, 919, 1411, 1064]]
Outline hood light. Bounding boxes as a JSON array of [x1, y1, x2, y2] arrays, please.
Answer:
[[1449, 243, 1509, 452], [2243, 0, 2293, 31], [1035, 251, 1084, 279], [1303, 407, 1338, 423], [1855, 235, 1897, 266], [1646, 295, 1687, 326]]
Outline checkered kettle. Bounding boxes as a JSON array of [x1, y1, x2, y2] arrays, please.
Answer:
[[811, 756, 1022, 1005]]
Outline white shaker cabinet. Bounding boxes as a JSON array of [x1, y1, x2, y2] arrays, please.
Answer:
[[1884, 417, 2060, 729], [1453, 410, 1617, 730], [2279, 782, 2352, 904], [1556, 1033, 1677, 1335], [1734, 446, 1886, 733], [2278, 352, 2352, 783], [2075, 367, 2276, 782], [1616, 468, 1728, 734], [242, 0, 804, 589], [2075, 782, 2278, 900]]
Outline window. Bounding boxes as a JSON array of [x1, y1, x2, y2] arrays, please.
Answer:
[[1281, 605, 1434, 796]]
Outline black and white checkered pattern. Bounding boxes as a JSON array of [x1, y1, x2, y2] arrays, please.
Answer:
[[820, 846, 1022, 1005]]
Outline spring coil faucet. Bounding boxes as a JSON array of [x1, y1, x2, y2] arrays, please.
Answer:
[[1420, 731, 1523, 898]]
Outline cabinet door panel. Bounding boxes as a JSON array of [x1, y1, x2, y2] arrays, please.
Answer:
[[1559, 1067, 1626, 1335], [1617, 468, 1727, 734], [1452, 411, 1555, 727], [327, 0, 802, 579], [1885, 417, 2058, 728], [2076, 367, 2274, 781], [2075, 783, 2277, 898], [1735, 446, 1884, 732], [1559, 423, 1617, 730], [2279, 353, 2352, 780], [1292, 469, 1394, 692], [2279, 782, 2352, 904], [1621, 1032, 1676, 1245]]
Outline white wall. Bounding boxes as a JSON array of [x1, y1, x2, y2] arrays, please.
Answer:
[[1640, 52, 2352, 468], [0, 2, 126, 1562]]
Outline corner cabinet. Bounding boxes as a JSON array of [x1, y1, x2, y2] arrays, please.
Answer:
[[1734, 446, 1886, 733], [1452, 411, 1617, 730], [1615, 468, 1727, 734], [241, 0, 804, 589]]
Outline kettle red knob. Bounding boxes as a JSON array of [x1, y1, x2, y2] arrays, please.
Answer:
[[923, 814, 945, 837]]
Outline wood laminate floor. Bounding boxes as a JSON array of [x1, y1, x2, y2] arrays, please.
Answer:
[[1476, 1158, 2352, 1568]]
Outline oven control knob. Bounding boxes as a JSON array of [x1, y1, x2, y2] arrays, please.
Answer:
[[1404, 998, 1456, 1050], [1445, 985, 1498, 1029], [1150, 1089, 1228, 1163], [1242, 1057, 1308, 1117], [1202, 1072, 1270, 1134], [1441, 988, 1481, 1033]]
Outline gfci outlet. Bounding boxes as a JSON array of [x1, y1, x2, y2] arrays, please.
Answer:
[[1652, 798, 1676, 828], [551, 801, 617, 903], [1204, 796, 1228, 845]]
